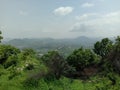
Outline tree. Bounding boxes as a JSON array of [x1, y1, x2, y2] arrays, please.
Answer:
[[0, 31, 3, 43], [16, 48, 39, 71], [114, 36, 120, 52], [22, 48, 36, 56], [4, 55, 18, 68], [107, 36, 120, 73], [66, 47, 100, 72], [41, 51, 68, 79], [20, 48, 36, 60], [0, 45, 20, 64], [93, 38, 113, 58]]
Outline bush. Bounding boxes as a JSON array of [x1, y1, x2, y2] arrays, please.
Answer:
[[23, 78, 39, 87], [25, 64, 34, 70], [0, 45, 20, 64], [105, 36, 120, 73], [4, 55, 18, 68], [67, 47, 100, 72], [41, 51, 68, 79], [93, 38, 113, 58]]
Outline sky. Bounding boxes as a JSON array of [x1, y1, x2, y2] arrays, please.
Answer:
[[0, 0, 120, 39]]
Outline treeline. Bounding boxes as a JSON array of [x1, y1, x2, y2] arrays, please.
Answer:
[[0, 31, 120, 89]]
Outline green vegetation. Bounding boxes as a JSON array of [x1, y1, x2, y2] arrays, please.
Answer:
[[4, 36, 98, 56], [0, 31, 3, 43], [67, 48, 100, 71], [93, 38, 113, 58], [1, 31, 120, 90]]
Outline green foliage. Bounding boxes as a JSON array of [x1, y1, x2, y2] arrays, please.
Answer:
[[114, 36, 120, 52], [21, 75, 120, 90], [105, 36, 120, 73], [23, 78, 39, 87], [4, 55, 18, 68], [22, 48, 36, 56], [0, 45, 20, 64], [67, 47, 100, 71], [41, 51, 68, 79], [19, 48, 36, 61], [1, 36, 120, 90], [0, 31, 3, 43], [93, 38, 113, 58], [25, 63, 34, 70]]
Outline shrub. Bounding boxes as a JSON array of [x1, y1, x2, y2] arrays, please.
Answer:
[[0, 45, 20, 64], [93, 38, 113, 58], [67, 47, 100, 72], [23, 78, 39, 87], [41, 51, 68, 79], [4, 55, 18, 68]]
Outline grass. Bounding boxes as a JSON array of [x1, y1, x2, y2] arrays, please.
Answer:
[[1, 63, 120, 90], [1, 74, 120, 90]]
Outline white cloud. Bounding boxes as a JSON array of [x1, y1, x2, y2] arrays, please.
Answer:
[[76, 13, 98, 21], [104, 11, 120, 17], [19, 11, 28, 16], [81, 3, 94, 8], [71, 11, 120, 37], [53, 6, 74, 16]]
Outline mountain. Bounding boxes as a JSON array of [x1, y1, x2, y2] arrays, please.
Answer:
[[3, 36, 100, 55]]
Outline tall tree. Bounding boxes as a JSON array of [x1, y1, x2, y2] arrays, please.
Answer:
[[93, 38, 113, 58], [41, 51, 68, 79], [107, 36, 120, 73], [0, 31, 3, 43]]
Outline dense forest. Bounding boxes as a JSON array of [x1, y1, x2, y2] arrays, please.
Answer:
[[0, 31, 120, 90]]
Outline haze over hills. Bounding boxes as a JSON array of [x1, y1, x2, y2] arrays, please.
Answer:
[[3, 36, 101, 55]]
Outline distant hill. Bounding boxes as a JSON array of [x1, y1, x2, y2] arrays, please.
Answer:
[[3, 36, 100, 55]]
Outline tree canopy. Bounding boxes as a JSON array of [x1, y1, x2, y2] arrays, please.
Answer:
[[41, 51, 68, 79], [0, 31, 3, 43], [93, 38, 113, 58], [0, 45, 20, 64], [67, 47, 100, 71]]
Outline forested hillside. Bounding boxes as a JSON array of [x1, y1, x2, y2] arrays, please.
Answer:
[[3, 37, 99, 54], [1, 31, 120, 90]]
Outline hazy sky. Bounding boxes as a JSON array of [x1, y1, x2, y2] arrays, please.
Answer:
[[0, 0, 120, 39]]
